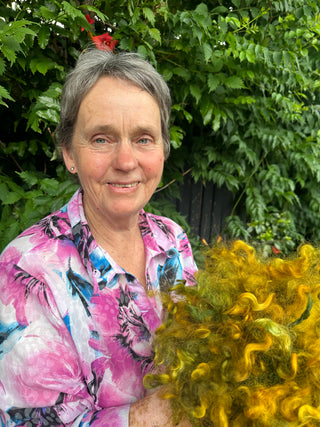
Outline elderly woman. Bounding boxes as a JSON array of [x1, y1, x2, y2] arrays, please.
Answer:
[[0, 49, 196, 426]]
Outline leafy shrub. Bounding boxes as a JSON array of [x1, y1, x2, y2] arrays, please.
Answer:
[[0, 0, 319, 257]]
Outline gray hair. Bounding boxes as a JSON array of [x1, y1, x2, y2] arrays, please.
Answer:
[[56, 49, 172, 159]]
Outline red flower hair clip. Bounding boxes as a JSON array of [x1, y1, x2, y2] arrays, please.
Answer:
[[91, 32, 118, 52], [81, 13, 118, 52]]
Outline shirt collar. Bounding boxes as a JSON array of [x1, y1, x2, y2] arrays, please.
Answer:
[[67, 189, 170, 289]]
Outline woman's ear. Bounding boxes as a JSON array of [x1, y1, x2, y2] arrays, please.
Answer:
[[61, 146, 76, 174]]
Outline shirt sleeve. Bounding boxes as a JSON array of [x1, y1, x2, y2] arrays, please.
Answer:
[[0, 254, 130, 427]]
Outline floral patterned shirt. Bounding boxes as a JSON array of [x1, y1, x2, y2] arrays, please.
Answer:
[[0, 189, 197, 427]]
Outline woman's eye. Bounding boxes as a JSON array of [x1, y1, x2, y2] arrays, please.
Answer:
[[138, 138, 150, 145], [94, 137, 107, 144]]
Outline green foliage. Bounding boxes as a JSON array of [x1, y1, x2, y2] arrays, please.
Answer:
[[0, 0, 320, 256], [226, 210, 303, 257]]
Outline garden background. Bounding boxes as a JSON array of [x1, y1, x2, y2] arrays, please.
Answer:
[[0, 0, 319, 264]]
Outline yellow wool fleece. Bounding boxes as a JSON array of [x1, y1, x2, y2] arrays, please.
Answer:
[[144, 241, 320, 426]]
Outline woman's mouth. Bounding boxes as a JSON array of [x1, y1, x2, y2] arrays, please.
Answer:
[[109, 182, 139, 188]]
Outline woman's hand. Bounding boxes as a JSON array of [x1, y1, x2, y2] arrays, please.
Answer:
[[129, 388, 192, 427]]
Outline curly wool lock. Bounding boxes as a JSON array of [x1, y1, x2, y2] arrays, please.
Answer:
[[144, 241, 320, 426]]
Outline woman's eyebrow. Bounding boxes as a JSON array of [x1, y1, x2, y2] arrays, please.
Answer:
[[131, 125, 160, 136], [86, 124, 116, 135], [87, 124, 160, 137]]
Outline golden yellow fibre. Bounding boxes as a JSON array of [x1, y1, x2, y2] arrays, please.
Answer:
[[144, 241, 320, 426]]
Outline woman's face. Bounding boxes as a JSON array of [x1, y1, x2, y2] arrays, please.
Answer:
[[62, 76, 164, 228]]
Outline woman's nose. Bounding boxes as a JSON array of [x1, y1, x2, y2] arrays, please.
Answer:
[[112, 141, 138, 171]]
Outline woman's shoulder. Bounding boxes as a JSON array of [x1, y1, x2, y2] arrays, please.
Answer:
[[0, 206, 73, 264], [140, 210, 187, 242], [144, 210, 181, 226], [0, 190, 83, 261]]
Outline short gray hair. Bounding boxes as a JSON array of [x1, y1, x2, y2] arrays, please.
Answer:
[[56, 48, 172, 159]]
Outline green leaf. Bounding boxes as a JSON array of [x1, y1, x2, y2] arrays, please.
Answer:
[[37, 26, 51, 49], [0, 37, 19, 63], [0, 57, 5, 75], [36, 109, 60, 124], [207, 74, 220, 92], [0, 219, 21, 249], [39, 6, 57, 20], [62, 1, 84, 20], [232, 0, 241, 7], [239, 51, 246, 62], [148, 28, 161, 44], [118, 38, 135, 51], [192, 25, 203, 43], [0, 85, 14, 107], [17, 171, 39, 187], [246, 50, 255, 63], [39, 178, 60, 194], [303, 5, 313, 16], [203, 42, 212, 63], [131, 6, 141, 23], [190, 84, 202, 104], [16, 56, 26, 70], [226, 16, 241, 29], [1, 35, 20, 52], [143, 7, 155, 26], [246, 187, 266, 221], [170, 126, 185, 149], [10, 27, 36, 44], [0, 183, 22, 205], [225, 96, 256, 105], [263, 47, 271, 65], [273, 51, 282, 66], [212, 6, 228, 14], [180, 11, 191, 26], [172, 105, 193, 123], [37, 96, 60, 110], [29, 57, 53, 75], [83, 5, 107, 22], [161, 69, 173, 81], [225, 76, 244, 89], [0, 20, 36, 38], [212, 113, 221, 132], [172, 67, 191, 80], [137, 44, 148, 58], [200, 103, 213, 125], [283, 51, 291, 67], [41, 82, 63, 98], [210, 56, 223, 72], [195, 3, 209, 16]]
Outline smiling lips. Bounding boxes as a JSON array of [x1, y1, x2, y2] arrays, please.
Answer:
[[109, 182, 140, 188]]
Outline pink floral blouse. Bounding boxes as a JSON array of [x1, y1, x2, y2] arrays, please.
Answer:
[[0, 189, 197, 426]]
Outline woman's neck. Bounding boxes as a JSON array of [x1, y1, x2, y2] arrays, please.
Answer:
[[85, 209, 147, 288]]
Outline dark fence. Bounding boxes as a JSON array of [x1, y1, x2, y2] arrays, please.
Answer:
[[175, 176, 234, 244]]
